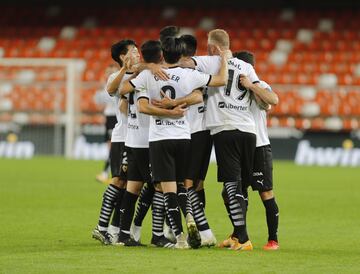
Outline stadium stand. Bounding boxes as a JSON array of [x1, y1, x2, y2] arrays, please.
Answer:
[[0, 6, 359, 130]]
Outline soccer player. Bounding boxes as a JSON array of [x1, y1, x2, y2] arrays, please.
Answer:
[[119, 37, 228, 248], [93, 64, 118, 184], [115, 40, 177, 247], [159, 25, 180, 44], [153, 34, 217, 246], [186, 29, 268, 251], [92, 39, 140, 245], [233, 51, 280, 250]]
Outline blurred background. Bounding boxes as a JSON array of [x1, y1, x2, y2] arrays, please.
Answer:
[[1, 0, 359, 166]]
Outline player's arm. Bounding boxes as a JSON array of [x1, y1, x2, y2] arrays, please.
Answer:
[[119, 97, 128, 115], [151, 89, 203, 109], [138, 98, 187, 118], [106, 67, 126, 96], [207, 49, 230, 87], [240, 76, 279, 106], [134, 63, 169, 80], [118, 80, 135, 95]]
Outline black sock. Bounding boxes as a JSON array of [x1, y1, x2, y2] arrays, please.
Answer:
[[177, 183, 192, 217], [164, 192, 183, 236], [188, 187, 210, 231], [119, 191, 138, 240], [98, 184, 120, 228], [103, 158, 110, 173], [263, 198, 279, 242], [196, 189, 206, 209], [110, 188, 125, 227], [224, 182, 249, 243], [133, 184, 155, 227], [152, 191, 165, 238]]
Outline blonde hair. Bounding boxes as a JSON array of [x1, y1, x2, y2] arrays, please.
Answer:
[[208, 29, 230, 48]]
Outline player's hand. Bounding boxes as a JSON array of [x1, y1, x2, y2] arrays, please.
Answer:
[[239, 75, 253, 89], [151, 90, 176, 108], [217, 46, 232, 60], [149, 63, 169, 81], [123, 55, 132, 71], [169, 103, 187, 118]]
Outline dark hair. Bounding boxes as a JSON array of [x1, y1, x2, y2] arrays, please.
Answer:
[[161, 37, 185, 64], [233, 51, 255, 66], [180, 34, 197, 57], [111, 39, 137, 66], [141, 40, 162, 64], [159, 25, 179, 44]]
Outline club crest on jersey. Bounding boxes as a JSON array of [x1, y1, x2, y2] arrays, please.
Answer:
[[198, 106, 205, 113]]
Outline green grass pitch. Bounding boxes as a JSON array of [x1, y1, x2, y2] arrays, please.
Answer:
[[1, 157, 360, 274]]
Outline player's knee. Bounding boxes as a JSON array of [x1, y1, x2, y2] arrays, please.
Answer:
[[184, 179, 194, 189], [260, 190, 274, 201], [111, 177, 121, 187], [195, 180, 204, 191], [127, 181, 143, 195]]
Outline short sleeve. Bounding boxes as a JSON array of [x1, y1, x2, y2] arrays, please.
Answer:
[[130, 71, 149, 100], [247, 64, 260, 84], [188, 69, 212, 90], [192, 56, 220, 73], [259, 81, 272, 92]]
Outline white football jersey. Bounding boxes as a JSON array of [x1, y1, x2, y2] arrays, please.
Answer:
[[125, 91, 150, 148], [250, 80, 272, 147], [193, 56, 260, 135], [186, 89, 207, 134], [107, 71, 133, 143], [130, 67, 211, 142]]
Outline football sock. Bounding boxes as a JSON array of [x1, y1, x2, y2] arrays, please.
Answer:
[[98, 184, 120, 229], [103, 158, 110, 173], [133, 183, 155, 227], [263, 198, 279, 242], [196, 188, 206, 209], [110, 188, 125, 227], [224, 181, 249, 243], [177, 183, 192, 217], [119, 191, 138, 240], [222, 186, 235, 227], [164, 192, 183, 236], [188, 187, 210, 231], [152, 191, 165, 238]]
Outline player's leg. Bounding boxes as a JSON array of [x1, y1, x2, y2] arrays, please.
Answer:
[[92, 142, 125, 245], [253, 145, 279, 250], [176, 139, 201, 249], [96, 116, 117, 183], [151, 183, 175, 248], [131, 148, 155, 242], [109, 145, 128, 233], [150, 140, 188, 249], [117, 148, 145, 246], [214, 130, 254, 251]]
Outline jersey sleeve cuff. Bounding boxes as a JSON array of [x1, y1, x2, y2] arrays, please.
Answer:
[[137, 96, 149, 101], [206, 75, 212, 86], [191, 57, 197, 66], [129, 80, 136, 88]]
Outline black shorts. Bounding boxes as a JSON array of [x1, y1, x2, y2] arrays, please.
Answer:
[[251, 145, 273, 192], [109, 142, 127, 180], [186, 130, 213, 182], [104, 115, 117, 142], [149, 139, 190, 182], [213, 130, 256, 186], [127, 147, 152, 183]]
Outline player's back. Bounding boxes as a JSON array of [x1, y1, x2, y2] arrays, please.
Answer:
[[132, 67, 210, 141]]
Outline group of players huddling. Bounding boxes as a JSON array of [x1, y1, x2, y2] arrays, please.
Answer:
[[92, 26, 280, 251]]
